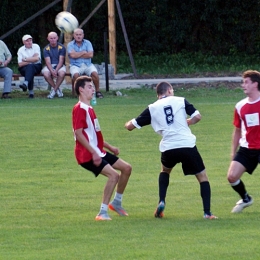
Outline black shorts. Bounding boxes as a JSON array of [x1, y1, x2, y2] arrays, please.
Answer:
[[80, 152, 119, 177], [234, 147, 260, 174], [161, 146, 205, 175]]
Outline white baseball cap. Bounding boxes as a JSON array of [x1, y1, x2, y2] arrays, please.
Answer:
[[22, 34, 32, 41]]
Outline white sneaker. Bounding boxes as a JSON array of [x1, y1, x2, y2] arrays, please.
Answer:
[[47, 88, 56, 99], [231, 197, 253, 213], [57, 88, 63, 98]]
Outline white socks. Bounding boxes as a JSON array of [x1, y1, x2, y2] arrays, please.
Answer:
[[114, 192, 123, 202], [100, 203, 108, 212]]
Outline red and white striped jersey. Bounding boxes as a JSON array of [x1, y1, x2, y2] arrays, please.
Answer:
[[234, 96, 260, 149], [72, 101, 106, 164]]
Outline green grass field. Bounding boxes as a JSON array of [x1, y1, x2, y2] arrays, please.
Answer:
[[1, 86, 260, 260]]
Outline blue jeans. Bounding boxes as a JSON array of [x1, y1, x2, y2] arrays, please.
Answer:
[[0, 66, 13, 93], [18, 63, 42, 90]]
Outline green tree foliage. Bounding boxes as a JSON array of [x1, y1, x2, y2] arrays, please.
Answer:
[[1, 0, 260, 57], [0, 0, 63, 55]]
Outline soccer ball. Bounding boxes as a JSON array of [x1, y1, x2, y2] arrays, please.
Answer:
[[55, 11, 79, 33]]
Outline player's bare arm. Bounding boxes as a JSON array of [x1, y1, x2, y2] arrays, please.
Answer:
[[230, 127, 241, 159], [103, 141, 119, 156], [187, 114, 201, 126], [125, 120, 136, 131]]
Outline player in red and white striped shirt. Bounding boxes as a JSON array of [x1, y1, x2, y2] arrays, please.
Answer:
[[227, 70, 260, 213], [72, 76, 132, 221]]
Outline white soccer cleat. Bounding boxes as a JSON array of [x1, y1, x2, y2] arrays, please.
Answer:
[[231, 197, 253, 213], [95, 212, 112, 221], [108, 201, 128, 216]]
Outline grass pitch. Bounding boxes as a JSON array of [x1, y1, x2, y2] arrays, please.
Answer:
[[1, 86, 260, 260]]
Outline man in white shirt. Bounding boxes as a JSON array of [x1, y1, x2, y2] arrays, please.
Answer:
[[17, 35, 42, 98], [125, 81, 218, 220]]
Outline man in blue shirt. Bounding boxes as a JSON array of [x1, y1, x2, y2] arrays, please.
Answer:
[[67, 28, 103, 98], [42, 32, 66, 99]]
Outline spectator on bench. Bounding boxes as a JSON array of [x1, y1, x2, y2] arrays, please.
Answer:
[[42, 32, 66, 99], [17, 35, 42, 98], [67, 28, 103, 98], [0, 40, 13, 99]]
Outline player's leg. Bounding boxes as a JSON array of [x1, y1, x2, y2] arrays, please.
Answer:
[[81, 158, 120, 221], [154, 165, 171, 218], [100, 164, 120, 205], [108, 156, 132, 216], [96, 164, 120, 220], [154, 150, 175, 218], [227, 158, 253, 213], [182, 146, 217, 219], [195, 170, 217, 219], [111, 158, 132, 194], [158, 167, 171, 204], [227, 161, 247, 198]]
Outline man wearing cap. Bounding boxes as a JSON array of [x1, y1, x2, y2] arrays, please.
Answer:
[[17, 35, 42, 98]]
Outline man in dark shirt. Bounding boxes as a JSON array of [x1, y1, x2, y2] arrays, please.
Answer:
[[42, 32, 66, 99]]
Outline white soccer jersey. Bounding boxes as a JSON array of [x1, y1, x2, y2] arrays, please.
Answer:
[[132, 96, 200, 152]]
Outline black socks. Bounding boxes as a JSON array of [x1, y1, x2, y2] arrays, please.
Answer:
[[158, 172, 169, 203], [200, 181, 211, 215], [231, 179, 250, 202]]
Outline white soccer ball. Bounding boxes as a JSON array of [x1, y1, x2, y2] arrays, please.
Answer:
[[55, 11, 79, 33]]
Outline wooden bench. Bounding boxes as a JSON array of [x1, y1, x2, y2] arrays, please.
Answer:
[[12, 73, 74, 94]]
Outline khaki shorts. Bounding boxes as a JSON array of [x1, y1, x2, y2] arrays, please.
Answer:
[[41, 64, 66, 74], [70, 63, 97, 78]]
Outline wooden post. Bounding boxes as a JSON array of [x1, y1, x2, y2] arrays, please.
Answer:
[[108, 0, 117, 74], [63, 0, 73, 84], [115, 0, 137, 77]]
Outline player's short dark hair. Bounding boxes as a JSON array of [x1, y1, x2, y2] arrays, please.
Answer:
[[243, 70, 260, 90], [156, 82, 173, 95], [74, 76, 92, 95]]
